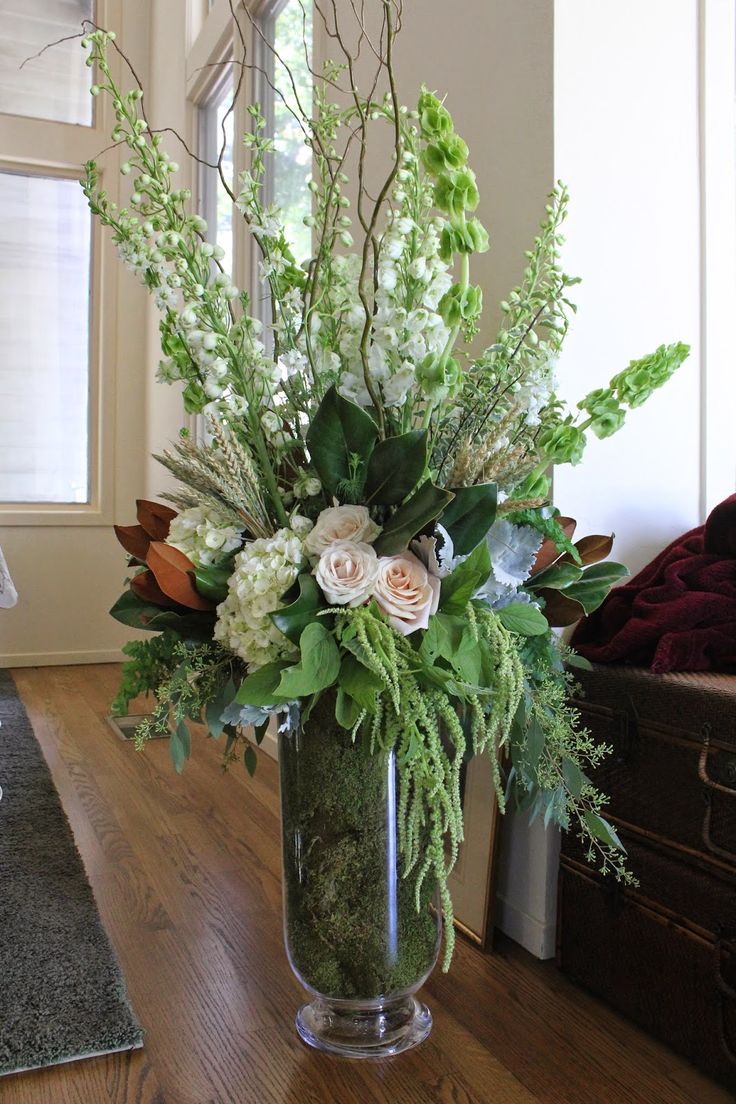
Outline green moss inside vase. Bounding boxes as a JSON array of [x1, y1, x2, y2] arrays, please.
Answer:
[[279, 692, 441, 1001]]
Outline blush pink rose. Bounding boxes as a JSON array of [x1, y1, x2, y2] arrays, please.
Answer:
[[314, 540, 379, 607], [373, 551, 440, 636]]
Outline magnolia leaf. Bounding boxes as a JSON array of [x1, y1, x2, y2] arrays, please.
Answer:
[[305, 385, 378, 498], [560, 533, 614, 568], [440, 483, 497, 557], [563, 562, 630, 614], [130, 570, 171, 607], [526, 561, 583, 592], [374, 481, 454, 556], [529, 517, 577, 576], [146, 542, 213, 611], [365, 430, 428, 505], [236, 661, 291, 707], [276, 622, 340, 699], [536, 589, 586, 627], [114, 524, 150, 561], [136, 498, 176, 541], [496, 601, 549, 636], [194, 561, 233, 603], [271, 573, 330, 646], [109, 589, 215, 640], [440, 541, 492, 613]]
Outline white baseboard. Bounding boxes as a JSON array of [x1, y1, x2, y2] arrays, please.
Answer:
[[495, 893, 557, 960], [0, 649, 127, 669], [260, 727, 278, 761]]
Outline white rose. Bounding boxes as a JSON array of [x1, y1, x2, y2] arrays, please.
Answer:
[[314, 540, 379, 607], [373, 551, 441, 636], [305, 505, 381, 558]]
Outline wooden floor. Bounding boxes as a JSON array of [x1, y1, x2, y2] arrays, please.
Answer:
[[3, 664, 731, 1104]]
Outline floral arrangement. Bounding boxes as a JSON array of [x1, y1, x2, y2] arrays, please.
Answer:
[[82, 15, 687, 972]]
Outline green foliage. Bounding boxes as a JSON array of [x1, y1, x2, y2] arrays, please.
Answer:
[[507, 641, 636, 885], [559, 562, 630, 614], [528, 561, 583, 591], [439, 541, 491, 612], [111, 630, 181, 716], [496, 602, 549, 636], [270, 573, 330, 646], [109, 589, 216, 642], [365, 430, 428, 505], [170, 719, 191, 774], [276, 623, 341, 698], [236, 661, 291, 707], [440, 483, 497, 557], [124, 640, 244, 772], [373, 481, 454, 556], [193, 561, 233, 603], [305, 385, 378, 500], [507, 509, 581, 564], [576, 342, 690, 444]]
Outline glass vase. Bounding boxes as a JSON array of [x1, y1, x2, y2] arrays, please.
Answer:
[[278, 694, 441, 1058]]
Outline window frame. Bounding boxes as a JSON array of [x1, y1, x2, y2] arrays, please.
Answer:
[[186, 0, 314, 333], [0, 0, 121, 526]]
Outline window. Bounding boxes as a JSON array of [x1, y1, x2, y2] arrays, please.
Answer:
[[0, 0, 105, 516], [265, 0, 314, 265], [189, 0, 314, 326], [199, 65, 235, 275], [0, 172, 91, 503], [0, 0, 94, 126]]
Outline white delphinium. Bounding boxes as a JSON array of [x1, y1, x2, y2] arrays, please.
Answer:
[[514, 355, 558, 427], [333, 202, 452, 408], [166, 506, 244, 568], [214, 528, 305, 669]]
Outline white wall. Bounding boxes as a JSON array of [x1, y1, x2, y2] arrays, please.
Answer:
[[553, 0, 704, 575], [500, 0, 736, 959], [0, 0, 153, 667]]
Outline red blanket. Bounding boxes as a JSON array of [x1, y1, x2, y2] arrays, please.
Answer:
[[571, 494, 736, 673]]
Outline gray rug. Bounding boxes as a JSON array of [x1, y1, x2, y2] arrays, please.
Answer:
[[0, 669, 143, 1077]]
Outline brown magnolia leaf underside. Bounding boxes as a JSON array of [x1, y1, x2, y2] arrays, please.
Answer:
[[560, 533, 614, 568], [136, 499, 177, 542], [114, 524, 151, 562], [130, 569, 172, 607], [146, 541, 214, 611], [529, 517, 578, 577], [538, 588, 585, 627]]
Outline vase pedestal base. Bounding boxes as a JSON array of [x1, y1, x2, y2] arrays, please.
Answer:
[[295, 995, 432, 1059]]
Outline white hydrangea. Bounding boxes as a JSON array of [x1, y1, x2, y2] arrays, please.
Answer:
[[214, 528, 305, 669], [166, 506, 243, 568]]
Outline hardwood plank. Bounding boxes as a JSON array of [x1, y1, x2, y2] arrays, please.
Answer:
[[5, 664, 733, 1104]]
